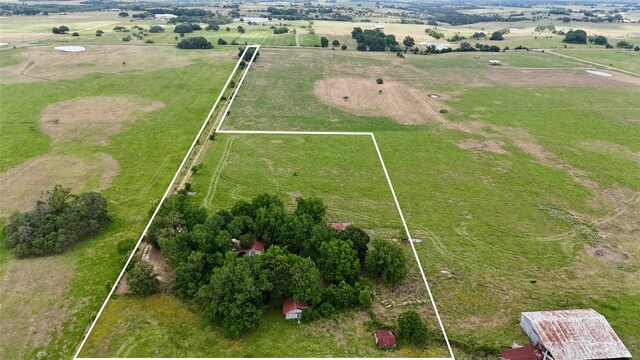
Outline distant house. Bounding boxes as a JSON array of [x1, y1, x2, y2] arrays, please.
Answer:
[[154, 14, 178, 20], [238, 236, 265, 256], [282, 299, 307, 320], [519, 309, 632, 360], [374, 25, 385, 30], [489, 60, 502, 66], [328, 222, 352, 232], [374, 329, 396, 349]]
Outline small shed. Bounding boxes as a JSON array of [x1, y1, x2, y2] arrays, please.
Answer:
[[238, 237, 265, 256], [374, 25, 385, 30], [489, 60, 502, 66], [328, 222, 352, 232], [500, 344, 537, 360], [374, 329, 396, 349], [520, 309, 632, 360], [282, 299, 307, 320]]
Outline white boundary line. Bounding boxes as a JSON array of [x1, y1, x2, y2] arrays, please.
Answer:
[[215, 130, 456, 359], [72, 46, 257, 360]]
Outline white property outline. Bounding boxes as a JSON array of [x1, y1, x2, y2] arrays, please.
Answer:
[[72, 45, 256, 359], [76, 44, 455, 360]]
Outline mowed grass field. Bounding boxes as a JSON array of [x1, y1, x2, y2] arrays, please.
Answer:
[[556, 49, 640, 74], [219, 47, 640, 355], [0, 45, 237, 359], [81, 133, 452, 358]]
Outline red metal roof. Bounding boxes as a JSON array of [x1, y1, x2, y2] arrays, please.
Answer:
[[282, 299, 307, 315], [374, 329, 396, 349], [501, 344, 537, 360], [521, 309, 632, 360], [329, 222, 352, 231], [239, 236, 265, 253]]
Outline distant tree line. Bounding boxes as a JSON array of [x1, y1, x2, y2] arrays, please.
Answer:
[[146, 192, 408, 337], [351, 27, 400, 52], [4, 185, 110, 257]]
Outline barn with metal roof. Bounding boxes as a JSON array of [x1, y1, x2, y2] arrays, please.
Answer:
[[520, 309, 632, 360]]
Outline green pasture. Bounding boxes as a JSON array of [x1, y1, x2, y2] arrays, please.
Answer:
[[556, 49, 640, 74], [298, 33, 321, 47], [0, 11, 122, 35], [0, 46, 237, 359]]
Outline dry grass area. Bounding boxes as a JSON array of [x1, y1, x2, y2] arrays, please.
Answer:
[[485, 68, 640, 87], [0, 152, 119, 216], [40, 96, 164, 146], [0, 45, 229, 84], [0, 96, 163, 216], [0, 32, 49, 44], [313, 78, 449, 125], [457, 138, 508, 154], [0, 254, 80, 359]]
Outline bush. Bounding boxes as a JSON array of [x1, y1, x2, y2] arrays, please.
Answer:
[[376, 78, 383, 84], [149, 25, 165, 33], [332, 39, 340, 46], [341, 44, 347, 50], [177, 36, 213, 49], [320, 36, 329, 47], [122, 36, 130, 42], [489, 31, 504, 40], [116, 238, 137, 257], [145, 39, 154, 44], [398, 311, 428, 345], [365, 238, 408, 285], [174, 24, 194, 34], [218, 38, 228, 45], [4, 185, 110, 257], [273, 27, 289, 34], [239, 234, 254, 249], [71, 32, 79, 37], [127, 261, 159, 295], [95, 30, 103, 37]]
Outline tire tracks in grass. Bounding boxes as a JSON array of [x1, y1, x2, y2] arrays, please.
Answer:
[[203, 136, 236, 210]]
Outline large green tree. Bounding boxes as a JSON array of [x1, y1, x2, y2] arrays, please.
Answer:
[[365, 238, 407, 285], [338, 225, 370, 263], [127, 261, 160, 295], [294, 197, 326, 223], [198, 256, 264, 338], [318, 239, 360, 284], [563, 29, 587, 44], [398, 311, 428, 345]]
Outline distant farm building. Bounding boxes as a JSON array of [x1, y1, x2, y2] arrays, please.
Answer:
[[489, 60, 502, 66], [519, 309, 632, 360], [154, 14, 178, 20], [328, 222, 352, 231], [374, 25, 385, 30], [238, 237, 265, 256], [374, 329, 396, 349], [282, 299, 307, 320]]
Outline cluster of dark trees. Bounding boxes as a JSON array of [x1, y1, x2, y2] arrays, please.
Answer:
[[176, 36, 212, 49], [146, 193, 407, 337], [351, 27, 400, 52], [239, 46, 260, 61], [174, 23, 201, 34], [4, 185, 110, 257], [51, 25, 69, 34], [272, 26, 289, 34], [562, 29, 587, 44]]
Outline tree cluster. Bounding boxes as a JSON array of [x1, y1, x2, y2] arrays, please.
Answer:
[[272, 26, 289, 34], [351, 27, 400, 52], [51, 25, 69, 34], [176, 36, 213, 49], [563, 29, 587, 44], [4, 185, 110, 257], [148, 193, 406, 337]]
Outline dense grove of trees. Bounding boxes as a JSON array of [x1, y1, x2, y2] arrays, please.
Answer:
[[51, 25, 69, 34], [4, 185, 110, 257], [351, 27, 400, 52], [563, 29, 587, 44], [147, 193, 407, 337], [176, 36, 213, 49]]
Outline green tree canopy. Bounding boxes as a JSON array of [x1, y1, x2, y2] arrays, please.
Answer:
[[398, 310, 428, 345], [338, 225, 370, 263], [563, 29, 587, 44], [365, 238, 407, 285], [318, 239, 360, 284], [127, 261, 159, 295]]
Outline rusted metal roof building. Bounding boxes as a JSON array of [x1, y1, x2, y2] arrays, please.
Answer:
[[520, 309, 632, 360], [282, 299, 308, 320], [374, 329, 396, 349]]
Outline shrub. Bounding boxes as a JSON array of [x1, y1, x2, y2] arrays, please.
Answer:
[[174, 24, 194, 34], [398, 311, 428, 345], [116, 238, 137, 257], [332, 39, 340, 46], [95, 30, 103, 37], [341, 44, 347, 50], [71, 32, 79, 37], [145, 39, 154, 44], [320, 36, 329, 47], [149, 25, 165, 33], [273, 27, 289, 34], [376, 78, 383, 84], [127, 261, 159, 295], [122, 36, 130, 42], [365, 238, 408, 285], [218, 38, 228, 45], [490, 31, 504, 40]]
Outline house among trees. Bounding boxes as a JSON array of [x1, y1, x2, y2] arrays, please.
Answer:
[[328, 222, 352, 232], [282, 299, 307, 320], [374, 329, 396, 349], [238, 236, 265, 256]]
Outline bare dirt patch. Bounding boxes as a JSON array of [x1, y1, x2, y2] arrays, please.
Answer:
[[140, 242, 175, 289], [457, 138, 509, 154], [40, 96, 164, 146], [0, 255, 77, 359], [0, 153, 119, 216], [313, 77, 449, 125]]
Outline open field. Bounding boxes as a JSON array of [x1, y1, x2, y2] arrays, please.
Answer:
[[218, 47, 640, 356], [0, 45, 237, 359], [556, 49, 640, 74], [81, 133, 452, 358]]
